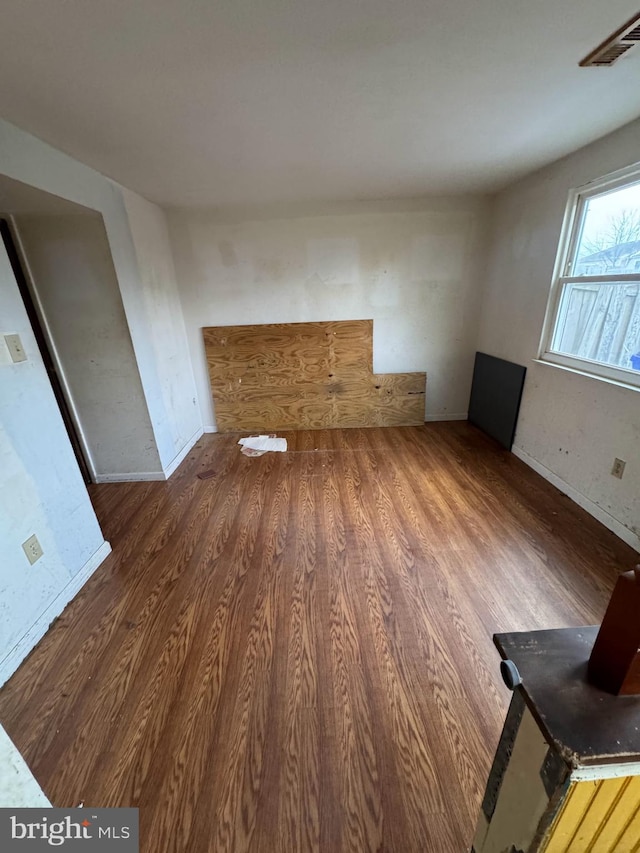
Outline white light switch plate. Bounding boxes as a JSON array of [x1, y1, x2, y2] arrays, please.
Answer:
[[4, 334, 27, 363]]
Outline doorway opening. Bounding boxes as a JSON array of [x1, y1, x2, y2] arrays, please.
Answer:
[[0, 172, 160, 486], [0, 219, 92, 483]]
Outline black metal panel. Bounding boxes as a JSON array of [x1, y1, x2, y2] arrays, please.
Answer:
[[468, 352, 526, 450], [481, 691, 525, 821], [540, 747, 568, 798]]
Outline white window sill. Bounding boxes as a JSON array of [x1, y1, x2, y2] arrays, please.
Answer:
[[533, 358, 640, 393]]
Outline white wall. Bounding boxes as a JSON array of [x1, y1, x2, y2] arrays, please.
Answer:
[[0, 240, 110, 686], [477, 117, 640, 551], [0, 724, 50, 806], [0, 116, 202, 690], [15, 213, 161, 479], [122, 190, 201, 473], [0, 118, 202, 479], [168, 197, 491, 428]]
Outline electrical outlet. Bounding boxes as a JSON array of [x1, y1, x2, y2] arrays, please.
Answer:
[[4, 333, 27, 363], [611, 458, 626, 479], [22, 534, 43, 565]]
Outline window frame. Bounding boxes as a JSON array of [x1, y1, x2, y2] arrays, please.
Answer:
[[539, 163, 640, 390]]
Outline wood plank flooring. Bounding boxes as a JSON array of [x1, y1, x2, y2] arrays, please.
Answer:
[[0, 423, 637, 852]]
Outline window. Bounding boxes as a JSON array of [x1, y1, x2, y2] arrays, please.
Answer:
[[541, 166, 640, 388]]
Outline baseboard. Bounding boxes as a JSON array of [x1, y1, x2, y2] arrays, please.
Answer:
[[162, 426, 204, 479], [207, 419, 469, 429], [93, 471, 166, 483], [512, 446, 640, 552], [424, 413, 468, 422], [0, 541, 112, 688], [92, 428, 205, 483]]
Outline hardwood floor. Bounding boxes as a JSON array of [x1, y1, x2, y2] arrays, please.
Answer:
[[0, 423, 636, 852]]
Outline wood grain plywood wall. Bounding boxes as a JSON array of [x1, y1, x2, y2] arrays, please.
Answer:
[[203, 320, 426, 432]]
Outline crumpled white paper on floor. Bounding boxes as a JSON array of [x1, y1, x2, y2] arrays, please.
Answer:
[[238, 435, 287, 453]]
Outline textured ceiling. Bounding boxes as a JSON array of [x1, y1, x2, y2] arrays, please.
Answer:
[[0, 1, 639, 209]]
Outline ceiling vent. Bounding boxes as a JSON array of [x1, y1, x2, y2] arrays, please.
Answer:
[[580, 12, 640, 66]]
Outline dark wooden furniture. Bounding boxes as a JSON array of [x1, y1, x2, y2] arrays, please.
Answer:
[[589, 567, 640, 695], [473, 627, 640, 852]]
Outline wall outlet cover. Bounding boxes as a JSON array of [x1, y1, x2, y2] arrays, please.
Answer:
[[22, 534, 43, 565], [611, 458, 626, 479]]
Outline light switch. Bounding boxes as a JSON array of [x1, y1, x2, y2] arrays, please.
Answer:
[[4, 334, 27, 363]]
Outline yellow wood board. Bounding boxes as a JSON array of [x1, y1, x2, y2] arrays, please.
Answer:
[[203, 320, 426, 432], [542, 775, 640, 853]]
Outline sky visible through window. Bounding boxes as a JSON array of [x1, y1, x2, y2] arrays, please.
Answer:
[[579, 181, 640, 258], [554, 178, 640, 374]]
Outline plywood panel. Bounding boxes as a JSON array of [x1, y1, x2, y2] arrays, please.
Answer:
[[203, 320, 425, 432]]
